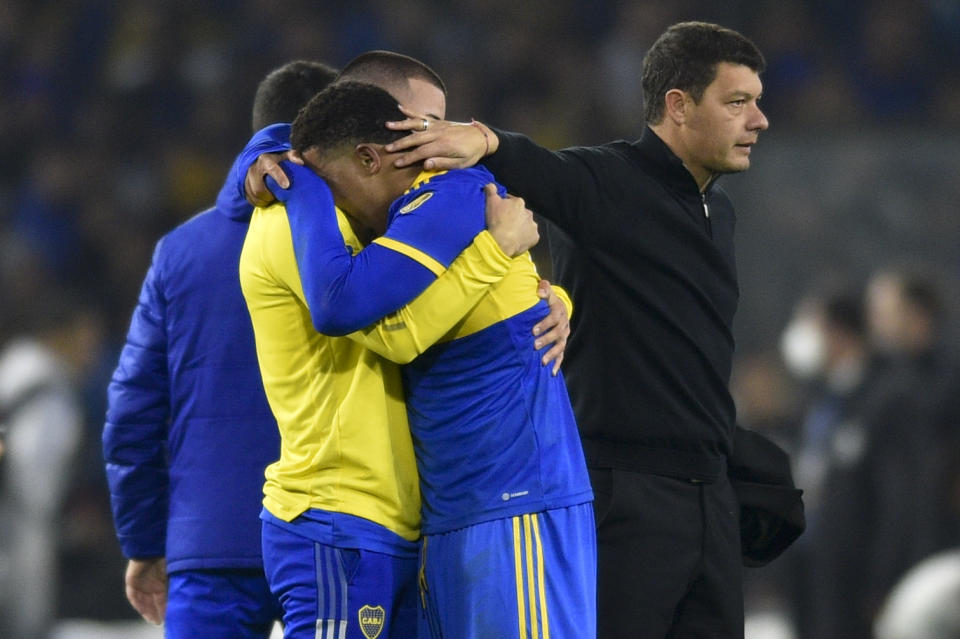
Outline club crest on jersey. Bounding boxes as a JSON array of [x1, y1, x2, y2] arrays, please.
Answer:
[[398, 191, 434, 214], [359, 605, 385, 639]]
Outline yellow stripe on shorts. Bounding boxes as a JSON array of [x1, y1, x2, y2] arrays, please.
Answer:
[[513, 514, 550, 638]]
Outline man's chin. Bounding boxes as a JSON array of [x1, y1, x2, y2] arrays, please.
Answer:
[[717, 158, 751, 175]]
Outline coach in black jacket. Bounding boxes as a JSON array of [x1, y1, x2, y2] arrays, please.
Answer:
[[388, 21, 771, 639]]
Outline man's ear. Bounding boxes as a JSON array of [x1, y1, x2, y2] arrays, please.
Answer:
[[354, 143, 383, 175], [664, 88, 688, 125]]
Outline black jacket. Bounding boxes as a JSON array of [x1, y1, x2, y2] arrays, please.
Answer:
[[485, 126, 738, 481], [729, 425, 805, 567]]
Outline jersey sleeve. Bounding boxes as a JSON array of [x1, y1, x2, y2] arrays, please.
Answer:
[[280, 162, 489, 336], [215, 123, 292, 215], [552, 284, 574, 318], [371, 172, 489, 270], [482, 128, 601, 239], [348, 230, 512, 363], [103, 241, 171, 559]]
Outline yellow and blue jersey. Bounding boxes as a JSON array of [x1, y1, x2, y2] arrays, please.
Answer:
[[238, 167, 516, 552], [239, 200, 421, 547], [378, 168, 594, 535]]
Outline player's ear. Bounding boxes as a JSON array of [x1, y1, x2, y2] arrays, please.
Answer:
[[354, 144, 382, 175], [664, 88, 688, 125]]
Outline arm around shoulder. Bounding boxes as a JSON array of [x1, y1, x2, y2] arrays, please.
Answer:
[[350, 231, 512, 363]]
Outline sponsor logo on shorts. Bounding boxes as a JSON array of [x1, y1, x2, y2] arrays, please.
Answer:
[[359, 605, 385, 639]]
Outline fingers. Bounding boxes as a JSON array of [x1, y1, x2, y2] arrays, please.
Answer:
[[262, 157, 289, 189], [385, 117, 433, 134], [384, 120, 483, 170], [535, 319, 569, 376], [484, 182, 499, 198], [244, 152, 287, 207], [421, 154, 475, 171], [533, 278, 569, 375], [543, 343, 566, 375], [384, 130, 433, 154], [535, 316, 569, 374], [126, 583, 165, 625], [536, 278, 552, 301], [552, 352, 564, 376]]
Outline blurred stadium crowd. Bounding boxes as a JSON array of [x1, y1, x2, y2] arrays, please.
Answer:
[[1, 1, 959, 637]]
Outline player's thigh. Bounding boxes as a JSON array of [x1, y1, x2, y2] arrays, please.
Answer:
[[421, 503, 596, 639], [261, 520, 417, 639], [166, 569, 279, 639]]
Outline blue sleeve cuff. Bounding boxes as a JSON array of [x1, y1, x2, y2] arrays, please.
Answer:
[[215, 123, 292, 214]]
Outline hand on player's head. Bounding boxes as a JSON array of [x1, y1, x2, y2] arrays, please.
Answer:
[[384, 105, 496, 171]]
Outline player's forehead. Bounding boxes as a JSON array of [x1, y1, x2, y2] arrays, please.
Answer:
[[391, 77, 446, 121]]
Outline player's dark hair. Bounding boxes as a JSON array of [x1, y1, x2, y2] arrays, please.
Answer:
[[336, 50, 447, 96], [642, 21, 765, 124], [290, 81, 408, 155], [251, 60, 339, 132]]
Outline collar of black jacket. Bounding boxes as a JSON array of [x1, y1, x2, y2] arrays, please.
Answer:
[[631, 126, 717, 196]]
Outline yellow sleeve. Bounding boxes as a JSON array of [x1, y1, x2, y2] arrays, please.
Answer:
[[552, 284, 574, 319], [348, 230, 511, 363]]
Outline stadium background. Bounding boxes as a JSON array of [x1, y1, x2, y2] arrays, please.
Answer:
[[0, 1, 958, 637]]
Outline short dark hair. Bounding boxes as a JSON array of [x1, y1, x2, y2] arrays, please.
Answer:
[[251, 60, 339, 132], [641, 21, 765, 124], [290, 81, 407, 155], [336, 50, 446, 96]]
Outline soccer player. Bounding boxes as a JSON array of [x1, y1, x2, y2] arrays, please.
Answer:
[[238, 54, 556, 639], [102, 60, 337, 638], [267, 80, 596, 639], [382, 21, 775, 638]]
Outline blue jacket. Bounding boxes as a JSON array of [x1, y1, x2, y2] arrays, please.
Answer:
[[103, 134, 286, 572]]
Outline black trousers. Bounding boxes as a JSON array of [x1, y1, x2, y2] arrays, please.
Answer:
[[589, 467, 743, 639]]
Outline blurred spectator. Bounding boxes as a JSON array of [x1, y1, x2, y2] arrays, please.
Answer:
[[780, 281, 948, 639], [0, 294, 87, 638], [780, 288, 873, 520], [778, 286, 889, 639], [866, 268, 960, 561]]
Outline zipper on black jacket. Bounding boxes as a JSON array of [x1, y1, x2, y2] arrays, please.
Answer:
[[701, 193, 713, 237]]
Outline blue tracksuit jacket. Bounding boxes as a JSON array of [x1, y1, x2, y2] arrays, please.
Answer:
[[103, 133, 286, 571]]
